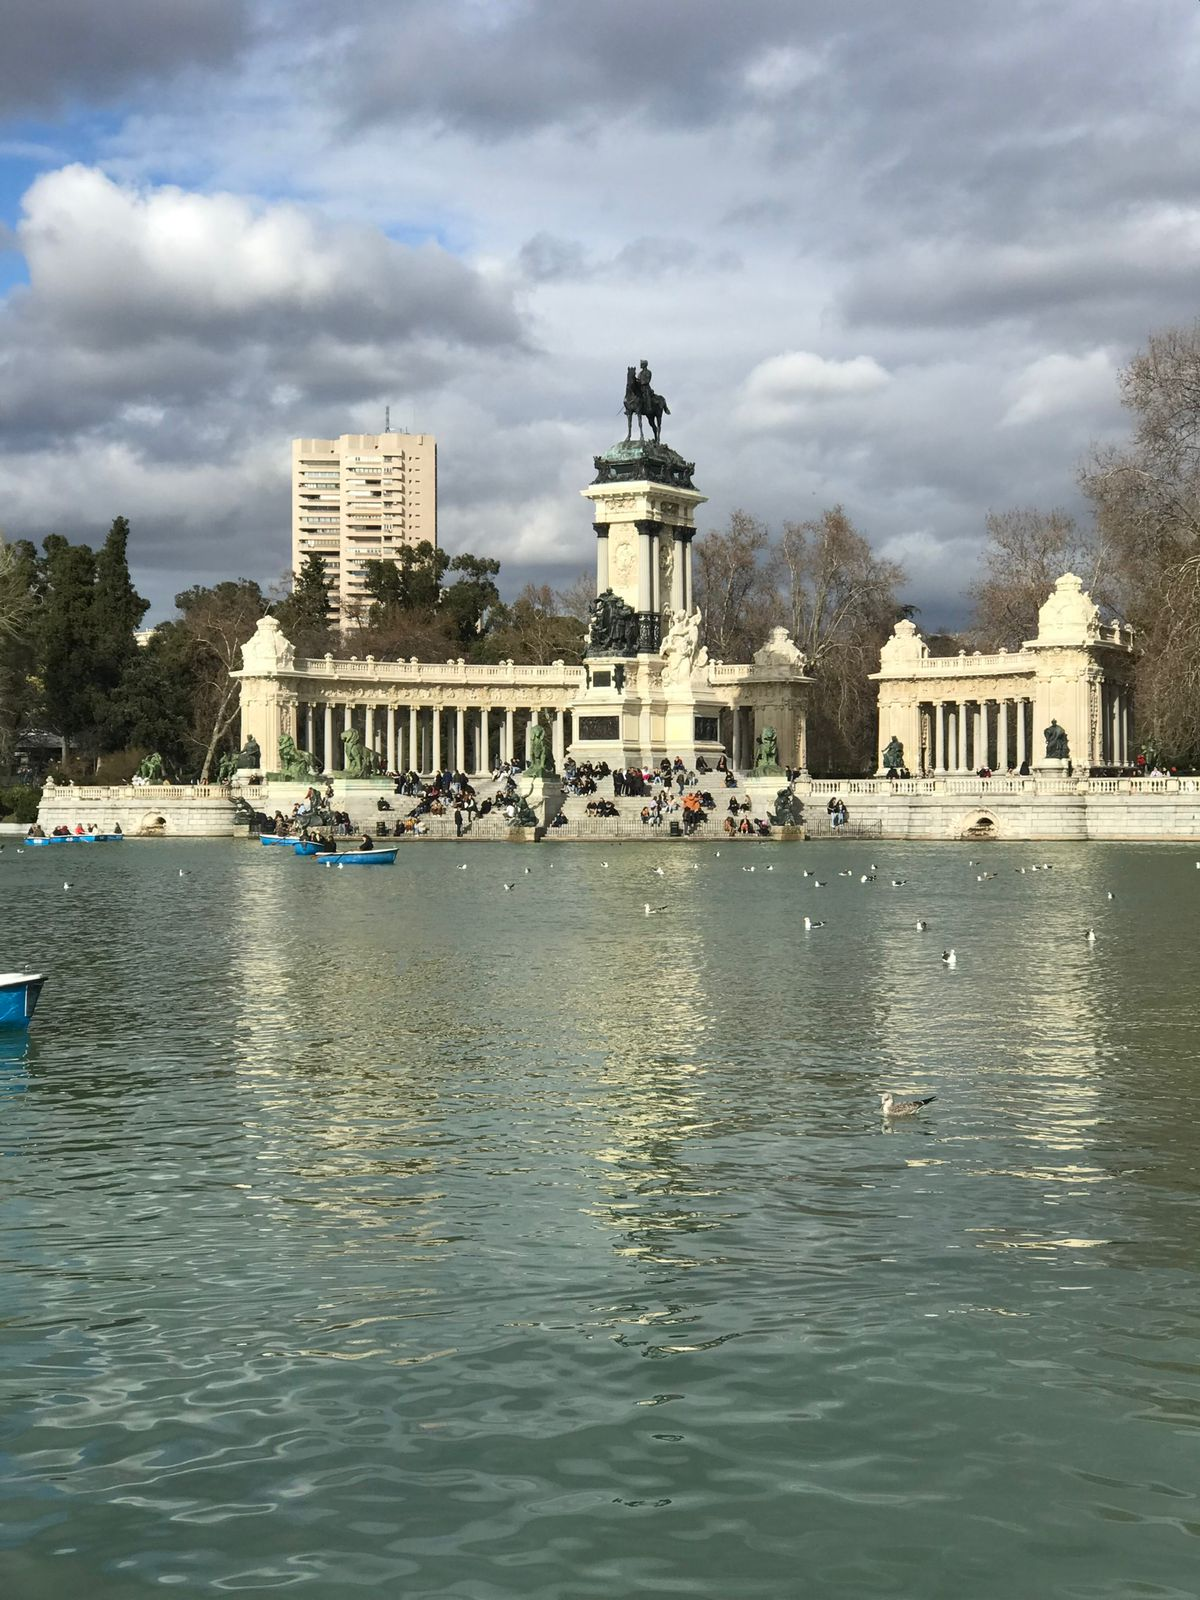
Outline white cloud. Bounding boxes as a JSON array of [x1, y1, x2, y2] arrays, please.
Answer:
[[735, 351, 890, 430], [1001, 348, 1117, 427]]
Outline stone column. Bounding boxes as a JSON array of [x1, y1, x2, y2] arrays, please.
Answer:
[[386, 707, 397, 773], [306, 705, 315, 756], [933, 702, 944, 773], [476, 708, 488, 775], [455, 707, 465, 772], [431, 707, 442, 774], [997, 699, 1009, 770], [554, 708, 565, 768], [681, 531, 695, 612], [1016, 700, 1028, 767], [595, 522, 610, 593], [670, 532, 685, 612], [524, 716, 535, 763], [1113, 684, 1126, 764], [504, 707, 515, 765], [1120, 689, 1131, 766], [638, 525, 652, 616], [955, 701, 968, 772], [407, 706, 418, 773], [732, 708, 743, 771], [324, 704, 334, 773], [365, 705, 375, 757]]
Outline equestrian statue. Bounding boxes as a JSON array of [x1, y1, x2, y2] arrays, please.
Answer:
[[623, 360, 670, 445]]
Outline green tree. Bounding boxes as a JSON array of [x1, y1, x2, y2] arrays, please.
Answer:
[[274, 553, 334, 655], [0, 537, 38, 771], [39, 535, 101, 754], [92, 516, 149, 747], [442, 553, 501, 646]]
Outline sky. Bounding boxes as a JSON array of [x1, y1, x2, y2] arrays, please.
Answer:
[[1, 0, 1198, 628]]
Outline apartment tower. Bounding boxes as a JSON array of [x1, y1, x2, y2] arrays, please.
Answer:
[[292, 432, 437, 625]]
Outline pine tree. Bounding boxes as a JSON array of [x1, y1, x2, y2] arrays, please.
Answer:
[[274, 553, 333, 654], [93, 516, 149, 748]]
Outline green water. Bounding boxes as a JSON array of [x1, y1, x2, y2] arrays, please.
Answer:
[[2, 838, 1199, 1598]]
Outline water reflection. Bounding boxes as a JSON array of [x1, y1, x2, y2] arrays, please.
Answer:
[[4, 838, 1200, 1598]]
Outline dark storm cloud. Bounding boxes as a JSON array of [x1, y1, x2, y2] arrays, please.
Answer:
[[0, 0, 253, 114], [321, 0, 812, 135]]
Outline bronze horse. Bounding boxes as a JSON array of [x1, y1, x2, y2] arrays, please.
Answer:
[[623, 365, 670, 444]]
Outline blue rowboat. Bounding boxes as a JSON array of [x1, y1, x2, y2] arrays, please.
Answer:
[[293, 840, 320, 856], [321, 849, 398, 867], [25, 838, 59, 847], [77, 833, 124, 843], [0, 973, 46, 1030], [259, 834, 294, 846]]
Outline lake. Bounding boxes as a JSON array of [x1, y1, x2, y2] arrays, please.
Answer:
[[2, 837, 1199, 1597]]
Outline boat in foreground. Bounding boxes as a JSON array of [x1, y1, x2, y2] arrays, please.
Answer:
[[321, 849, 398, 867], [0, 973, 46, 1029], [259, 833, 294, 846]]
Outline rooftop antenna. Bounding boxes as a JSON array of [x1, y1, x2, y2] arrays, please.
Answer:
[[384, 404, 391, 434]]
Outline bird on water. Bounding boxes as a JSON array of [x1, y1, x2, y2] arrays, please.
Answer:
[[942, 948, 957, 966], [880, 1091, 937, 1117]]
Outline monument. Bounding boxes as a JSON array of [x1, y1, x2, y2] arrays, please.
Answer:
[[569, 364, 812, 773]]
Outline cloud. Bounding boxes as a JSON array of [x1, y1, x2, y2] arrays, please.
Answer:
[[736, 351, 890, 429], [1001, 350, 1117, 427], [0, 0, 251, 115]]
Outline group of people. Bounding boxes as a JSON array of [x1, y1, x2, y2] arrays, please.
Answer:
[[827, 796, 851, 830], [24, 821, 122, 838]]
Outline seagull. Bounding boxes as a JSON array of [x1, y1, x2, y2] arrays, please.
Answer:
[[880, 1091, 936, 1117], [458, 863, 468, 870], [63, 881, 72, 890], [916, 918, 928, 931], [1086, 928, 1096, 942], [503, 882, 515, 891], [891, 878, 907, 887], [523, 867, 531, 874], [803, 916, 825, 929], [653, 866, 665, 877], [336, 863, 345, 870], [838, 869, 853, 878], [765, 865, 774, 872], [1017, 867, 1027, 874], [861, 873, 876, 883], [813, 879, 826, 888], [178, 868, 189, 877], [1106, 891, 1114, 900], [869, 863, 877, 871], [1030, 865, 1039, 872], [742, 865, 756, 873], [802, 868, 812, 877], [715, 851, 721, 858], [942, 948, 957, 966], [644, 903, 667, 915], [691, 863, 700, 870], [600, 861, 609, 868]]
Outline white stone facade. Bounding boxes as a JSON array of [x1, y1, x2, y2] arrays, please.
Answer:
[[871, 575, 1135, 776]]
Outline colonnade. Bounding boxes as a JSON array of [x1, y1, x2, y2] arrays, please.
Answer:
[[297, 702, 571, 777], [594, 522, 696, 635], [1100, 683, 1132, 766], [921, 697, 1034, 775]]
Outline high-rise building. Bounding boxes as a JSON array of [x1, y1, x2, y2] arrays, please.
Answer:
[[291, 432, 437, 624]]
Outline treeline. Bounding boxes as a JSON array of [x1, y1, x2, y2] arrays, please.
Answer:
[[0, 535, 590, 782]]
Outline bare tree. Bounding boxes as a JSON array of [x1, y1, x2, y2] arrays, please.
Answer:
[[771, 507, 907, 773], [1082, 321, 1200, 761], [968, 508, 1111, 650], [694, 511, 775, 662]]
